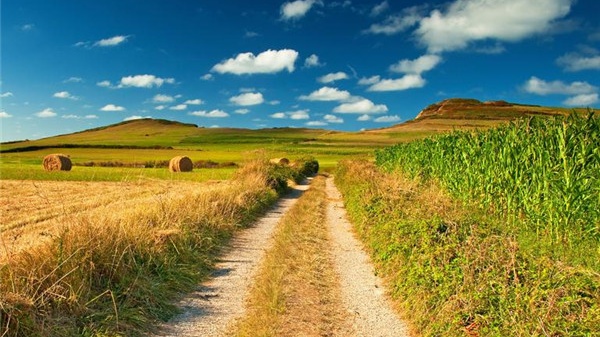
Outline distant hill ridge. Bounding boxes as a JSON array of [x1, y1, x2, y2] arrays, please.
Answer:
[[415, 98, 561, 120]]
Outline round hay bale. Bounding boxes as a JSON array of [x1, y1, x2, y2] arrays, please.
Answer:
[[269, 157, 290, 165], [42, 154, 72, 171], [169, 156, 193, 172]]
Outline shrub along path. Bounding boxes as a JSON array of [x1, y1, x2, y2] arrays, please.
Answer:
[[156, 176, 410, 337]]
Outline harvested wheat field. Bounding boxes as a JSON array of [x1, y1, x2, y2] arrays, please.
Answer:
[[0, 179, 217, 259]]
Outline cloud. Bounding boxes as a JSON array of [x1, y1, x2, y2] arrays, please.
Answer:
[[189, 109, 229, 117], [63, 77, 83, 83], [155, 105, 166, 110], [152, 94, 175, 103], [270, 112, 286, 119], [374, 115, 401, 123], [416, 0, 572, 53], [333, 98, 388, 114], [270, 109, 311, 120], [94, 35, 129, 47], [557, 53, 600, 71], [100, 104, 126, 111], [235, 108, 250, 114], [365, 6, 423, 35], [229, 92, 264, 106], [289, 109, 310, 120], [563, 93, 598, 106], [299, 86, 351, 101], [201, 74, 214, 81], [97, 80, 112, 88], [21, 24, 35, 31], [389, 54, 441, 74], [53, 91, 78, 100], [118, 75, 175, 88], [124, 115, 152, 121], [185, 99, 204, 105], [170, 104, 187, 111], [357, 114, 371, 121], [358, 76, 381, 85], [245, 31, 260, 38], [523, 76, 597, 95], [0, 110, 12, 118], [304, 54, 324, 67], [306, 121, 327, 126], [61, 115, 80, 119], [0, 92, 13, 98], [280, 0, 322, 20], [84, 115, 98, 119], [35, 108, 57, 118], [367, 74, 426, 91], [318, 72, 349, 83], [212, 49, 299, 75], [324, 114, 344, 123], [370, 1, 390, 17]]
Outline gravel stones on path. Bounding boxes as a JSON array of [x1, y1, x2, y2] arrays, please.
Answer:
[[325, 177, 411, 337], [155, 182, 310, 337]]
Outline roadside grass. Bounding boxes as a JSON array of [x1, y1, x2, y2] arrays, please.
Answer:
[[233, 175, 347, 337], [0, 158, 317, 336], [335, 160, 600, 336]]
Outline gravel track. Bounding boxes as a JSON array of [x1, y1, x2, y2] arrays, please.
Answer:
[[155, 181, 311, 337], [155, 176, 411, 337], [325, 177, 411, 337]]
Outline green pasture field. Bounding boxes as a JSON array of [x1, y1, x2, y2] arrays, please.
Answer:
[[0, 162, 236, 182]]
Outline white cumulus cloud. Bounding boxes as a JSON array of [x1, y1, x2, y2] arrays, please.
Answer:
[[299, 86, 351, 101], [523, 76, 597, 95], [35, 108, 57, 118], [370, 1, 390, 17], [389, 54, 441, 74], [374, 115, 401, 123], [270, 109, 310, 120], [94, 35, 129, 47], [358, 76, 381, 85], [0, 92, 14, 98], [212, 49, 299, 75], [185, 99, 204, 105], [563, 93, 599, 106], [53, 91, 79, 100], [365, 6, 423, 35], [318, 72, 349, 83], [270, 112, 286, 119], [230, 92, 265, 106], [357, 114, 371, 121], [152, 94, 175, 103], [189, 109, 229, 118], [557, 53, 600, 72], [118, 75, 175, 88], [324, 114, 344, 123], [306, 120, 327, 126], [280, 0, 322, 20], [333, 98, 388, 114], [97, 80, 112, 88], [367, 74, 426, 91], [416, 0, 572, 53], [100, 104, 126, 112], [304, 54, 324, 67], [235, 108, 250, 114], [124, 115, 152, 121], [0, 110, 12, 118], [170, 104, 187, 111]]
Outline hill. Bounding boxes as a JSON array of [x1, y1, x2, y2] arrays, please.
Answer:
[[1, 99, 587, 152], [370, 98, 582, 135]]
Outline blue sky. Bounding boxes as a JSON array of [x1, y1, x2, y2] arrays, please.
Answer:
[[1, 0, 599, 141]]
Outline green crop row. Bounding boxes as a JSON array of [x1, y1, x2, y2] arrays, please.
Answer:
[[376, 113, 600, 243]]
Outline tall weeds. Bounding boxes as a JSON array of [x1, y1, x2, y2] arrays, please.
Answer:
[[0, 158, 316, 336]]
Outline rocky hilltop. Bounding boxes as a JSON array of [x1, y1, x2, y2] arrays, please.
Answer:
[[415, 98, 555, 120]]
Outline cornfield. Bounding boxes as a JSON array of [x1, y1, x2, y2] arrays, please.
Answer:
[[376, 112, 600, 242]]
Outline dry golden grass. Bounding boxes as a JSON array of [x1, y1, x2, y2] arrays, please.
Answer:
[[0, 179, 214, 259], [233, 175, 350, 337]]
